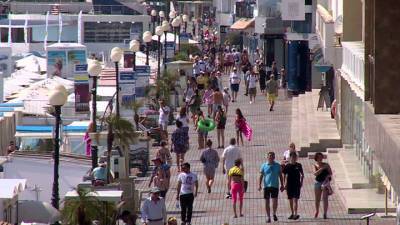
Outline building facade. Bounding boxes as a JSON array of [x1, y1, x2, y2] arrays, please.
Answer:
[[318, 0, 400, 207]]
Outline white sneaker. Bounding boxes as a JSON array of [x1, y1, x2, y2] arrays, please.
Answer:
[[249, 101, 253, 104]]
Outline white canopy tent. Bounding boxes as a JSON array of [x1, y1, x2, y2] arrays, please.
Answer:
[[0, 179, 27, 199], [15, 55, 47, 73], [151, 32, 198, 44]]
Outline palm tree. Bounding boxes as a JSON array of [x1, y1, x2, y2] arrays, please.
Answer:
[[146, 70, 179, 104], [61, 187, 116, 225], [104, 114, 139, 181]]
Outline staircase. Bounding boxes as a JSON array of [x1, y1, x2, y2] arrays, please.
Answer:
[[290, 89, 341, 157]]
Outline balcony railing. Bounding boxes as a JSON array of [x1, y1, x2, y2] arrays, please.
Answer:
[[341, 41, 365, 90]]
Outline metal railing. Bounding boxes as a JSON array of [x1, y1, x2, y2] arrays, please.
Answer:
[[341, 41, 365, 90]]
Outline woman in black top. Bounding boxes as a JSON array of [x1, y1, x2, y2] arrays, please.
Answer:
[[313, 152, 332, 219], [258, 63, 267, 93]]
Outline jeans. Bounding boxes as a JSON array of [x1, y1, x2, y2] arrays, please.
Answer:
[[180, 193, 194, 223]]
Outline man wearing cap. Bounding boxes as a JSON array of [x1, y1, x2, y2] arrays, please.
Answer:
[[141, 187, 167, 225]]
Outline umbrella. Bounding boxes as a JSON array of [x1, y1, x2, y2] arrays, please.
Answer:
[[18, 201, 61, 224]]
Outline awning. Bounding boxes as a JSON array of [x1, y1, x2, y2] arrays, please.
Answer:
[[0, 179, 27, 199], [314, 58, 333, 73], [18, 201, 61, 224], [0, 19, 68, 28], [230, 18, 255, 30]]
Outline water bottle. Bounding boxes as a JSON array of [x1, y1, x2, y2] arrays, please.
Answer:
[[175, 201, 180, 209]]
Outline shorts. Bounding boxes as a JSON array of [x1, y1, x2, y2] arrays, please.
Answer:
[[203, 166, 216, 178], [286, 186, 301, 199], [231, 182, 244, 204], [159, 121, 168, 130], [230, 83, 240, 92], [213, 103, 222, 112], [314, 181, 323, 190], [249, 87, 257, 95], [267, 93, 277, 102], [263, 187, 279, 199]]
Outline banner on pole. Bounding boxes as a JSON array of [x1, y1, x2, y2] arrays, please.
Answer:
[[119, 70, 136, 107], [74, 64, 90, 113]]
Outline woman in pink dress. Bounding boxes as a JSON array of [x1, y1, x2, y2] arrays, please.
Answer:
[[234, 108, 252, 146]]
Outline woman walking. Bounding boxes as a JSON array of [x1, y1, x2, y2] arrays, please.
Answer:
[[200, 139, 220, 193], [228, 159, 245, 218], [222, 87, 231, 113], [203, 85, 214, 117], [215, 105, 227, 148], [171, 120, 189, 171], [153, 168, 170, 198], [188, 90, 202, 123], [176, 107, 190, 135], [313, 152, 333, 219], [235, 109, 246, 146], [195, 110, 208, 149], [259, 62, 267, 93]]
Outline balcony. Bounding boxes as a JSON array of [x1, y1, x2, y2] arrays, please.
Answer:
[[341, 41, 365, 90], [316, 4, 342, 69]]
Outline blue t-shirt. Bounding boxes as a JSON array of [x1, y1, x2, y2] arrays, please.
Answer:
[[92, 167, 107, 181], [260, 162, 281, 188]]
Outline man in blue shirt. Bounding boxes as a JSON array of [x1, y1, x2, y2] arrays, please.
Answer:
[[258, 152, 284, 223]]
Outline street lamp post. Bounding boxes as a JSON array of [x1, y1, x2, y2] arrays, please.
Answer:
[[155, 26, 163, 78], [88, 60, 102, 170], [162, 21, 169, 70], [143, 31, 153, 66], [183, 14, 189, 34], [110, 47, 123, 117], [151, 9, 157, 34], [49, 85, 68, 211], [129, 40, 140, 71], [159, 11, 165, 25], [171, 17, 181, 53]]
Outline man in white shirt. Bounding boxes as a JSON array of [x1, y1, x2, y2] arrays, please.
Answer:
[[247, 71, 258, 104], [229, 67, 241, 102], [158, 100, 170, 140], [177, 162, 198, 225], [221, 138, 242, 198], [141, 187, 167, 225]]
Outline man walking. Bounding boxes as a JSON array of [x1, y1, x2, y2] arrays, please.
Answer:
[[141, 187, 167, 225], [177, 162, 199, 225], [200, 139, 220, 193], [222, 138, 242, 199], [258, 152, 284, 223], [266, 75, 278, 111], [283, 152, 304, 220]]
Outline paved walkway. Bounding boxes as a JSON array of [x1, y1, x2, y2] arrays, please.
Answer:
[[136, 75, 394, 225]]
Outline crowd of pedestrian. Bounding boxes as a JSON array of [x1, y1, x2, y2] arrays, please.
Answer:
[[140, 44, 333, 225]]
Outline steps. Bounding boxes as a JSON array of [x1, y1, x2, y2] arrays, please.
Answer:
[[328, 147, 396, 214], [290, 89, 341, 157]]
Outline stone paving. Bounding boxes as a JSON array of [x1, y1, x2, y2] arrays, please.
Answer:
[[135, 75, 395, 225]]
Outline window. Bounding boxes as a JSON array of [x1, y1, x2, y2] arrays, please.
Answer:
[[84, 22, 132, 43], [292, 13, 312, 33], [305, 0, 312, 5]]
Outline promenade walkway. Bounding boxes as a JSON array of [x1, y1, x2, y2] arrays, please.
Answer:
[[136, 75, 394, 225]]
